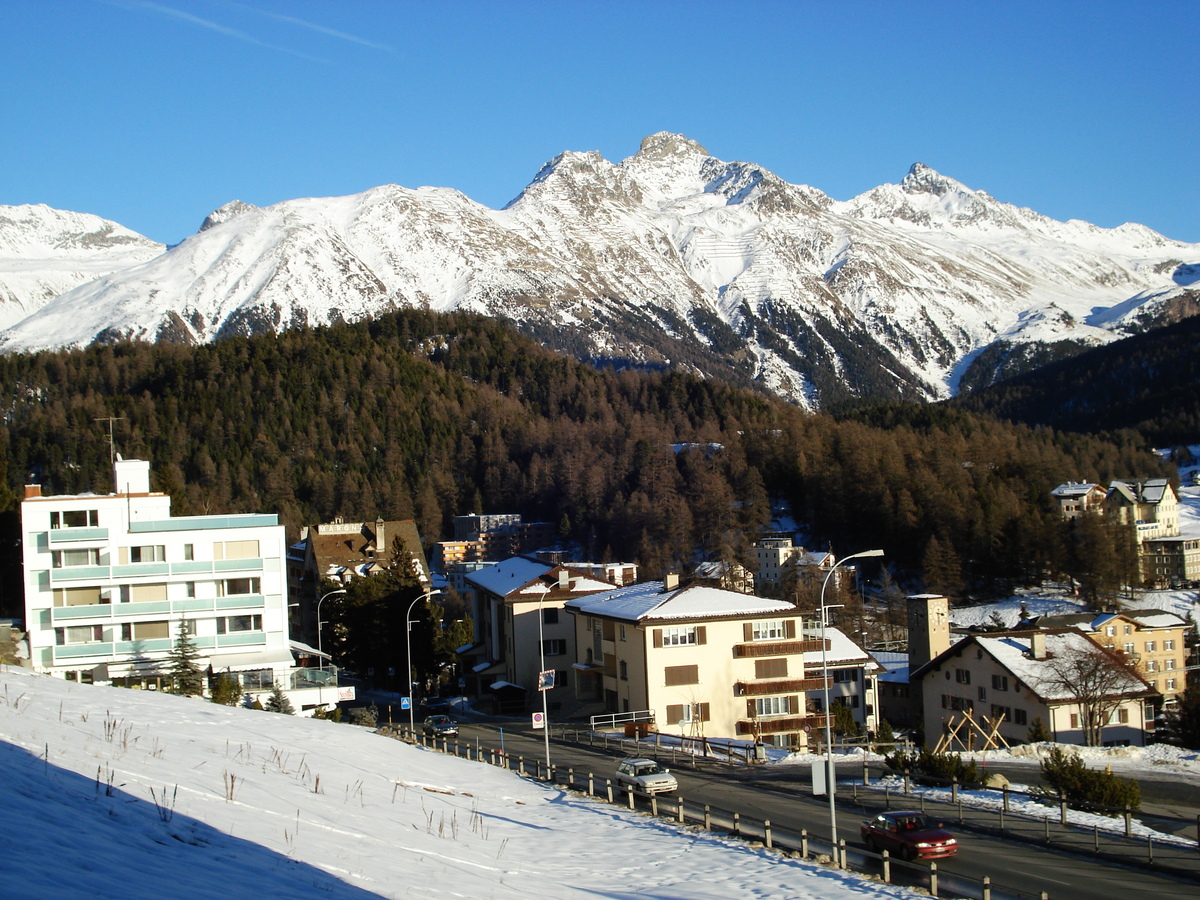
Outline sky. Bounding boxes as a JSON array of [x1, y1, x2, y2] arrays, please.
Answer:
[[1, 1, 1196, 247], [4, 662, 1198, 900]]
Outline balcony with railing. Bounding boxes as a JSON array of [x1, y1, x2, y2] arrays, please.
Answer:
[[736, 676, 828, 696], [733, 638, 827, 658], [735, 713, 828, 735]]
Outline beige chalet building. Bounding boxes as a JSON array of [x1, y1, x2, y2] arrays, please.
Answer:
[[1032, 609, 1189, 708], [911, 629, 1158, 747], [566, 578, 836, 748]]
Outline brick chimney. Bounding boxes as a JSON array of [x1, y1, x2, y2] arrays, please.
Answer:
[[24, 484, 41, 499]]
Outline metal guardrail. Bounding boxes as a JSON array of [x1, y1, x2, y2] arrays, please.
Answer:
[[380, 726, 1058, 900], [588, 709, 654, 730]]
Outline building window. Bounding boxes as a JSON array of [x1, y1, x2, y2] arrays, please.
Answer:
[[542, 607, 558, 625], [755, 658, 788, 679], [214, 540, 260, 560], [1164, 639, 1175, 651], [1070, 713, 1079, 729], [1165, 659, 1175, 670], [184, 544, 194, 561], [50, 509, 99, 529], [130, 545, 166, 563], [542, 639, 566, 656], [991, 674, 1008, 691], [1166, 678, 1177, 691], [1013, 708, 1027, 726], [662, 626, 697, 647], [1105, 625, 1115, 637], [121, 621, 170, 641], [955, 669, 971, 684], [833, 668, 859, 683], [752, 620, 786, 641], [56, 625, 103, 645], [217, 577, 261, 597], [1145, 641, 1156, 653], [53, 587, 103, 608], [978, 687, 987, 701], [619, 624, 627, 641], [1123, 624, 1131, 635], [1146, 660, 1156, 673], [664, 665, 699, 686], [619, 660, 628, 681], [51, 548, 100, 568], [236, 669, 273, 690], [186, 582, 196, 598], [754, 696, 789, 717], [1123, 642, 1135, 654], [216, 615, 263, 634]]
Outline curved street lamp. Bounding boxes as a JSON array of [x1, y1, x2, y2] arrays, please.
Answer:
[[820, 548, 884, 866], [407, 587, 443, 736], [316, 588, 347, 660]]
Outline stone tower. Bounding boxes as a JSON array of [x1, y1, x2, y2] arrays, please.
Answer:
[[906, 594, 951, 670]]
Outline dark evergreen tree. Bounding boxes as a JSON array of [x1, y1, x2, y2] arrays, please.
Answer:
[[264, 682, 295, 715], [168, 619, 204, 697]]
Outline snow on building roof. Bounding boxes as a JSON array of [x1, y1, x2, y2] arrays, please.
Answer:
[[1109, 478, 1172, 505], [465, 557, 553, 596], [566, 581, 796, 623], [802, 628, 878, 668], [1051, 482, 1103, 498], [976, 631, 1149, 702], [1125, 609, 1188, 628]]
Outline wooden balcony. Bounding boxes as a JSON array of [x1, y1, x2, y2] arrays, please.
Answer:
[[733, 639, 826, 658], [736, 677, 828, 696], [736, 714, 828, 735]]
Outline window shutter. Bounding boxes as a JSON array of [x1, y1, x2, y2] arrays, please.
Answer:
[[785, 619, 796, 639], [666, 704, 683, 724], [696, 626, 706, 645], [788, 695, 799, 715], [746, 698, 756, 718], [744, 623, 753, 641], [699, 702, 710, 722], [653, 629, 663, 648]]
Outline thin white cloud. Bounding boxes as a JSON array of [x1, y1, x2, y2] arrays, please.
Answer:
[[228, 2, 394, 53], [100, 0, 330, 64]]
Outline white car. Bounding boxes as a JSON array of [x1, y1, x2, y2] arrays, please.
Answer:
[[615, 757, 678, 794]]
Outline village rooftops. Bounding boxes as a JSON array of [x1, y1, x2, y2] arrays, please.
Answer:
[[565, 580, 797, 623], [465, 557, 613, 599]]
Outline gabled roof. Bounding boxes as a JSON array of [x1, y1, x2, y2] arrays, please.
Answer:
[[566, 580, 797, 624], [465, 557, 614, 601], [305, 518, 428, 582], [1051, 482, 1104, 499], [1034, 609, 1186, 632], [801, 627, 883, 671], [1107, 478, 1174, 506], [912, 629, 1154, 704]]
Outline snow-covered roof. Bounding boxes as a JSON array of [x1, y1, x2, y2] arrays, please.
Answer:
[[1051, 482, 1103, 498], [975, 632, 1150, 702], [801, 627, 879, 669], [1125, 609, 1188, 628], [1109, 478, 1173, 505], [289, 639, 328, 660], [566, 581, 797, 623], [466, 557, 552, 596]]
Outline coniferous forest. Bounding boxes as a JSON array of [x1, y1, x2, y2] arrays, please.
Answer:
[[0, 310, 1174, 617]]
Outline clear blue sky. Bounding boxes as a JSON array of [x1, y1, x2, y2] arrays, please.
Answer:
[[3, 0, 1195, 245]]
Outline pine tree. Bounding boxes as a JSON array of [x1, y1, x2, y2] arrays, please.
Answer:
[[264, 682, 295, 715], [1027, 717, 1052, 743], [210, 673, 243, 707], [168, 619, 204, 696]]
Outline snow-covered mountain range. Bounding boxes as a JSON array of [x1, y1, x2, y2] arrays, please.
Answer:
[[2, 133, 1196, 407]]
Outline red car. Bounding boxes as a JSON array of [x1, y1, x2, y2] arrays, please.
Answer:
[[860, 811, 958, 860]]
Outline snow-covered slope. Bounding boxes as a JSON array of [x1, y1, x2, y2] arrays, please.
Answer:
[[1, 134, 1195, 407], [0, 666, 920, 900], [0, 204, 163, 331]]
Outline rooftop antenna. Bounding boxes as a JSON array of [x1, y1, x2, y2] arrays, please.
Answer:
[[94, 416, 126, 465]]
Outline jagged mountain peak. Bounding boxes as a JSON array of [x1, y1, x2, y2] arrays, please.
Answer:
[[1, 136, 1195, 410], [900, 162, 971, 197], [635, 132, 709, 162], [200, 200, 259, 232]]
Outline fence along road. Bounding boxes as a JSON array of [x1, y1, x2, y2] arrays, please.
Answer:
[[415, 722, 1200, 900]]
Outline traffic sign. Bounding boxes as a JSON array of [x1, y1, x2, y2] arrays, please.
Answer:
[[537, 669, 555, 691], [401, 697, 411, 710], [532, 711, 545, 730]]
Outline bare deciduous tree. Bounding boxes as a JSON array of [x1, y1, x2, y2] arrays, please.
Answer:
[[1039, 637, 1145, 746]]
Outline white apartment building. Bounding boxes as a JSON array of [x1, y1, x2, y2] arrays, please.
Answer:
[[21, 459, 344, 713]]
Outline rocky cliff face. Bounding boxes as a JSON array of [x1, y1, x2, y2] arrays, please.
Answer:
[[1, 135, 1195, 407]]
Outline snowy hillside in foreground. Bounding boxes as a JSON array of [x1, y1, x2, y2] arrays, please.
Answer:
[[0, 204, 163, 331], [1, 666, 917, 900], [1, 134, 1196, 407]]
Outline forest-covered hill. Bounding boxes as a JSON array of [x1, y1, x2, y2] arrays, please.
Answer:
[[0, 311, 1172, 617], [952, 313, 1200, 448]]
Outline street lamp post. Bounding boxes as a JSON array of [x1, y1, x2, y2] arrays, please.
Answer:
[[407, 587, 442, 736], [538, 594, 551, 770], [316, 588, 347, 659], [819, 548, 884, 865]]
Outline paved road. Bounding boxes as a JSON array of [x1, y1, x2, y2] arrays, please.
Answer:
[[438, 721, 1200, 900]]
